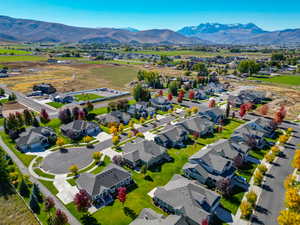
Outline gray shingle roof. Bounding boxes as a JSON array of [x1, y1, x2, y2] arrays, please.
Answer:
[[154, 175, 220, 224], [156, 126, 187, 142], [178, 116, 214, 134], [16, 127, 55, 146], [61, 120, 98, 132], [76, 164, 131, 197], [122, 140, 166, 164]]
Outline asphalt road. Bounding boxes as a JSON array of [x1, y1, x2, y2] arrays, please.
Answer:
[[250, 122, 300, 225]]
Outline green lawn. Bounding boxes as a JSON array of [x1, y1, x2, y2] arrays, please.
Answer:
[[39, 180, 59, 195], [248, 75, 300, 86], [0, 98, 9, 104], [74, 93, 104, 101], [91, 156, 111, 175], [0, 131, 36, 167], [220, 187, 245, 214], [236, 162, 257, 182], [67, 119, 244, 225], [0, 48, 32, 55], [0, 55, 46, 62], [90, 107, 108, 115], [0, 118, 4, 127], [33, 168, 55, 179], [46, 101, 66, 109]]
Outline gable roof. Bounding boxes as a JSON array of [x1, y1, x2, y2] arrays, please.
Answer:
[[154, 175, 220, 224], [16, 127, 55, 146], [61, 120, 98, 132], [156, 126, 187, 142], [76, 164, 131, 197], [122, 140, 166, 164], [178, 116, 214, 133]]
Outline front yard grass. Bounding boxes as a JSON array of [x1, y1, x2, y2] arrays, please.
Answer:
[[0, 131, 36, 167], [66, 119, 244, 225], [33, 168, 55, 179], [220, 186, 245, 215], [74, 93, 104, 101], [39, 180, 59, 195], [46, 101, 66, 109], [236, 162, 257, 182], [91, 107, 108, 115]]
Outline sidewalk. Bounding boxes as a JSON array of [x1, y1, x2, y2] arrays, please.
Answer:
[[54, 174, 79, 205]]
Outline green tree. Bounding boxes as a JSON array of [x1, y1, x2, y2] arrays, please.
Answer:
[[29, 193, 40, 213], [238, 60, 260, 75], [32, 183, 43, 203], [0, 149, 9, 186], [168, 81, 179, 96], [132, 84, 150, 102], [18, 178, 30, 197]]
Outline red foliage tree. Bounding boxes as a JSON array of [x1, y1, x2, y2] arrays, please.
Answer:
[[74, 189, 91, 212], [201, 218, 209, 225], [259, 104, 269, 115], [44, 196, 55, 212], [177, 95, 183, 103], [167, 93, 173, 101], [239, 104, 247, 117], [208, 99, 216, 108], [53, 209, 68, 225], [117, 187, 127, 205], [188, 90, 195, 100], [244, 102, 253, 111], [158, 90, 163, 96], [79, 110, 86, 120], [178, 90, 185, 98], [40, 109, 50, 123]]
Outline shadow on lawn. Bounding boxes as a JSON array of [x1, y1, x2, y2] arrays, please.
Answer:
[[81, 214, 101, 225]]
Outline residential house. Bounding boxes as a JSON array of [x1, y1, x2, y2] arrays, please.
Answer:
[[61, 120, 100, 140], [122, 140, 169, 168], [150, 97, 172, 111], [183, 139, 249, 189], [16, 127, 57, 153], [51, 93, 74, 103], [154, 126, 188, 148], [127, 102, 156, 119], [97, 111, 131, 126], [153, 174, 221, 225], [243, 117, 276, 138], [198, 107, 225, 124], [33, 83, 56, 94], [229, 90, 267, 107], [129, 208, 188, 225], [76, 164, 133, 208], [177, 116, 214, 137]]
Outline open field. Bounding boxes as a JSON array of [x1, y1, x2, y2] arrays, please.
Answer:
[[0, 55, 46, 62], [248, 75, 300, 86], [0, 48, 32, 55], [0, 63, 138, 93], [0, 187, 39, 225]]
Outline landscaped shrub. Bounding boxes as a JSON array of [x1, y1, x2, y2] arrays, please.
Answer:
[[240, 200, 253, 219], [246, 191, 257, 207]]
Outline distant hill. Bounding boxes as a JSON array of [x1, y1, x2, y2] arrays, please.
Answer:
[[0, 15, 207, 45], [178, 23, 300, 45]]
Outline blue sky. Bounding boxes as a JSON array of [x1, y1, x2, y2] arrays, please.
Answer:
[[1, 0, 300, 31]]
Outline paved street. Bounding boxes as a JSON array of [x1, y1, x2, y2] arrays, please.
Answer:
[[250, 122, 300, 225]]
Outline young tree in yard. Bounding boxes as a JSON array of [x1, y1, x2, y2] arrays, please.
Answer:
[[188, 90, 195, 100], [69, 165, 78, 176], [74, 189, 91, 212], [278, 209, 300, 225], [271, 146, 280, 155], [233, 154, 244, 169], [92, 152, 102, 164], [32, 183, 43, 203], [83, 136, 93, 144], [265, 153, 276, 163], [292, 150, 300, 170], [191, 106, 198, 114], [285, 188, 300, 210], [158, 90, 163, 96], [117, 187, 127, 205], [85, 102, 94, 112], [225, 101, 230, 118], [240, 200, 253, 218], [32, 116, 39, 127], [112, 135, 120, 146], [140, 117, 145, 124], [44, 196, 55, 212], [53, 209, 68, 225], [259, 104, 269, 115], [246, 191, 257, 207], [253, 170, 263, 186], [56, 137, 65, 150], [79, 110, 86, 120], [72, 107, 80, 120], [178, 90, 185, 98], [167, 93, 173, 101], [29, 192, 40, 213], [239, 104, 247, 118], [119, 123, 125, 133], [257, 164, 268, 175], [216, 178, 231, 196], [40, 109, 50, 124], [168, 81, 179, 96], [23, 109, 33, 126], [18, 178, 30, 197], [177, 95, 183, 103], [208, 99, 216, 108], [284, 175, 296, 189]]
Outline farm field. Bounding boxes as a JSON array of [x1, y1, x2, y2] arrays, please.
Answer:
[[0, 48, 32, 55], [0, 63, 138, 93], [0, 188, 39, 225], [248, 75, 300, 86]]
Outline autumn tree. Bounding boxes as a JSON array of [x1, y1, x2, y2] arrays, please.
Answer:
[[284, 175, 296, 189], [253, 170, 263, 186], [292, 150, 300, 170], [277, 209, 300, 225], [117, 187, 127, 205], [233, 154, 244, 169], [191, 106, 198, 114], [188, 90, 195, 100], [279, 135, 289, 145], [56, 137, 65, 149], [265, 153, 276, 163], [53, 209, 68, 225], [119, 123, 125, 133], [239, 104, 247, 118], [208, 99, 216, 108], [167, 93, 173, 101], [216, 178, 231, 196], [44, 196, 55, 212], [74, 189, 91, 212], [257, 164, 267, 175], [246, 191, 257, 206], [259, 104, 269, 115], [271, 146, 280, 155], [83, 136, 93, 144], [69, 165, 78, 176], [285, 188, 300, 210], [109, 126, 118, 135], [40, 109, 50, 124], [112, 155, 123, 166], [240, 200, 252, 218], [92, 152, 102, 164], [112, 135, 120, 146]]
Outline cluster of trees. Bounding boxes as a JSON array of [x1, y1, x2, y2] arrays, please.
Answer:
[[58, 105, 91, 124], [107, 99, 129, 112], [277, 173, 300, 225], [237, 60, 260, 75], [3, 109, 39, 139], [240, 191, 258, 219], [137, 70, 163, 88], [132, 84, 151, 102]]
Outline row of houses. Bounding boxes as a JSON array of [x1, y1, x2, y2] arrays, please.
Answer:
[[228, 89, 268, 107]]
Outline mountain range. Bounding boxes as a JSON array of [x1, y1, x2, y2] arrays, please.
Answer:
[[0, 15, 299, 45]]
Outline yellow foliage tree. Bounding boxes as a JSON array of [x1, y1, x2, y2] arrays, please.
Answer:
[[191, 106, 198, 114], [128, 120, 134, 129], [265, 153, 276, 163], [240, 200, 252, 218], [92, 152, 102, 163], [118, 123, 125, 133], [285, 188, 300, 210], [246, 191, 257, 206], [140, 117, 145, 124], [271, 146, 280, 155], [254, 170, 263, 186], [284, 175, 296, 189], [112, 135, 120, 146], [257, 164, 267, 174], [56, 137, 65, 149], [69, 165, 78, 175], [292, 150, 300, 170], [127, 131, 133, 138], [278, 209, 300, 225], [83, 136, 93, 143], [109, 126, 118, 135], [279, 135, 289, 144]]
